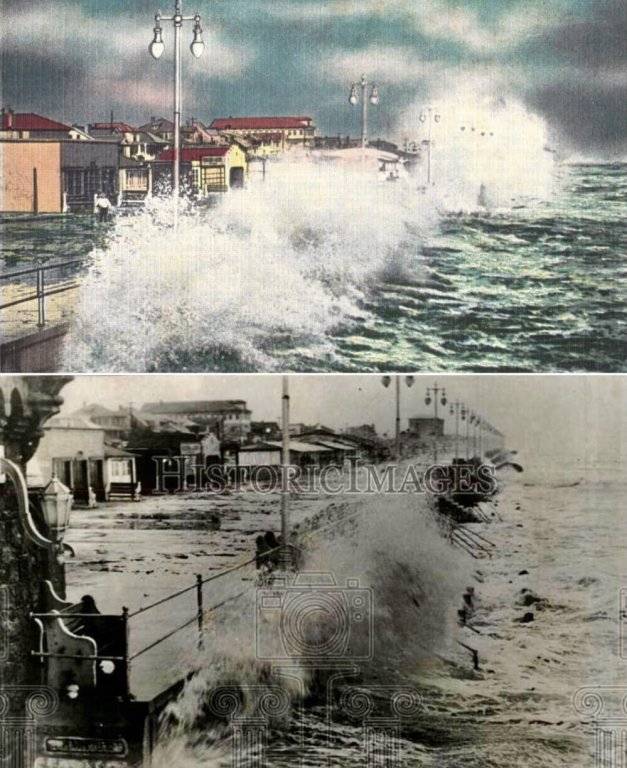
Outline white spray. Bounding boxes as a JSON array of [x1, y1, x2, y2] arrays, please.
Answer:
[[62, 160, 438, 372], [397, 82, 560, 211], [151, 495, 472, 766]]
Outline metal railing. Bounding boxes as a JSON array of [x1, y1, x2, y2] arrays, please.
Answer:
[[30, 547, 269, 699], [126, 550, 265, 660], [0, 259, 84, 329]]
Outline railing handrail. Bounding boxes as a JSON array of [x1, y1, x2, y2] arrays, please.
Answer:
[[0, 258, 85, 281], [130, 588, 250, 661], [127, 545, 284, 619], [0, 258, 87, 327], [31, 515, 353, 688]]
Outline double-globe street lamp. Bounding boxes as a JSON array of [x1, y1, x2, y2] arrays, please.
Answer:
[[464, 409, 485, 460], [419, 107, 441, 187], [381, 375, 414, 461], [425, 383, 447, 463], [149, 0, 205, 198], [449, 400, 467, 462], [349, 75, 380, 159]]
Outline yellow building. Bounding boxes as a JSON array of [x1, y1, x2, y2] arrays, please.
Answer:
[[157, 144, 248, 194], [0, 140, 63, 213]]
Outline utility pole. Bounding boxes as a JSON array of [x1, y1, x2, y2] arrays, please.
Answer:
[[280, 376, 291, 568], [395, 375, 401, 462]]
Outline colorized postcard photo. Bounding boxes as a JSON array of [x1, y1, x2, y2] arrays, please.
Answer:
[[0, 0, 625, 372]]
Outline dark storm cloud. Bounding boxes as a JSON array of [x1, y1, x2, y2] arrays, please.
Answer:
[[516, 0, 627, 155], [0, 52, 87, 117], [526, 81, 627, 155], [1, 0, 625, 157], [543, 0, 626, 68]]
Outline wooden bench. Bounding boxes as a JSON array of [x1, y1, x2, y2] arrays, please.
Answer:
[[33, 581, 128, 697], [107, 481, 141, 502]]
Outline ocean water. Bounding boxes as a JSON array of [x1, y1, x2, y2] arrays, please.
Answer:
[[63, 459, 626, 766], [1, 163, 625, 371]]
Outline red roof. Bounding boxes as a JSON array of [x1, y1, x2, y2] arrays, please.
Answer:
[[210, 116, 312, 130], [2, 112, 71, 132], [157, 146, 230, 162]]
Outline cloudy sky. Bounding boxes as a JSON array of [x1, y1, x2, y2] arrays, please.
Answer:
[[58, 374, 626, 465], [1, 0, 625, 158]]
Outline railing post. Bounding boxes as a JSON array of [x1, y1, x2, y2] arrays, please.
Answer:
[[196, 574, 204, 651], [122, 606, 131, 698], [36, 265, 45, 328]]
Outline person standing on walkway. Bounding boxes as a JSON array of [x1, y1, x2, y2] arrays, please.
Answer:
[[95, 191, 111, 222]]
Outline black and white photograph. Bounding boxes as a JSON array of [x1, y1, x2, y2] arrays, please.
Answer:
[[0, 373, 624, 767]]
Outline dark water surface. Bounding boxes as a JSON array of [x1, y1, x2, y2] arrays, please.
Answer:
[[1, 164, 625, 371]]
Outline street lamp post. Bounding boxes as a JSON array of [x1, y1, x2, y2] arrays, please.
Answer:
[[465, 408, 473, 460], [349, 75, 380, 160], [468, 411, 480, 458], [280, 375, 291, 569], [381, 375, 414, 461], [425, 383, 447, 464], [449, 401, 464, 461], [419, 107, 441, 186], [149, 0, 205, 198]]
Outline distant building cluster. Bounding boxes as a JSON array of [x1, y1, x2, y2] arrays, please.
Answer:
[[26, 397, 389, 503], [0, 107, 317, 214]]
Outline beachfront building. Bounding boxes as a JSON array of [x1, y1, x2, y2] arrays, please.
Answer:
[[408, 417, 445, 439], [138, 116, 175, 142], [125, 427, 223, 494], [209, 116, 316, 154], [62, 141, 152, 209], [28, 414, 139, 504], [0, 137, 152, 213], [119, 156, 153, 204], [1, 108, 73, 140], [238, 440, 335, 471], [139, 399, 252, 444], [89, 121, 169, 162], [153, 145, 247, 194], [60, 140, 119, 208], [71, 404, 133, 445], [0, 140, 64, 213], [250, 421, 282, 442], [298, 431, 359, 465]]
